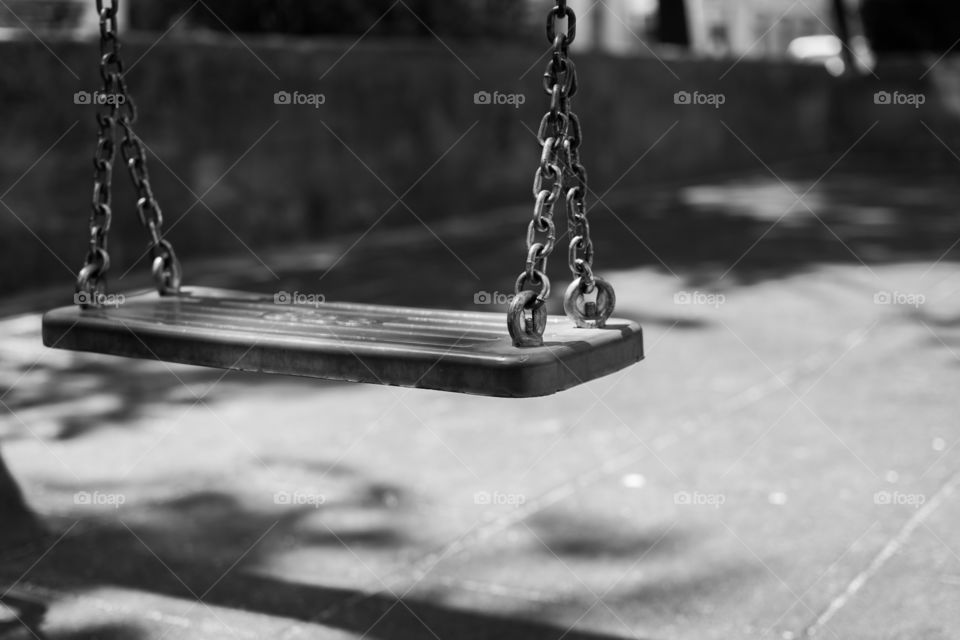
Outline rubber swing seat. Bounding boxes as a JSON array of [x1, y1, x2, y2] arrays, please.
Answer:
[[42, 287, 643, 398]]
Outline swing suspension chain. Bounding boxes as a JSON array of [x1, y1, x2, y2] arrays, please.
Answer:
[[76, 0, 180, 305], [564, 113, 593, 288], [510, 0, 613, 346], [514, 0, 576, 305], [77, 0, 120, 302], [542, 0, 594, 290]]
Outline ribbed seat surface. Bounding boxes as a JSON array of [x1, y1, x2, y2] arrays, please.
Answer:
[[42, 288, 644, 397]]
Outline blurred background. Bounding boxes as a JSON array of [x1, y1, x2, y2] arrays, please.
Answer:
[[1, 0, 959, 299]]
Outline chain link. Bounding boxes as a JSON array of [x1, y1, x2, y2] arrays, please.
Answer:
[[76, 0, 180, 306], [76, 0, 120, 302], [510, 0, 611, 344], [564, 112, 595, 289]]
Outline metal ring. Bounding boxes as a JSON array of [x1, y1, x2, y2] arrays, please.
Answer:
[[119, 97, 138, 125], [566, 113, 583, 150], [563, 276, 615, 329], [549, 83, 563, 116], [537, 111, 569, 144], [546, 6, 576, 46], [507, 290, 548, 348], [75, 250, 109, 308], [542, 57, 572, 95], [573, 259, 595, 283], [95, 112, 115, 130], [151, 240, 182, 295], [76, 263, 102, 290], [99, 55, 122, 79], [93, 179, 111, 205], [515, 269, 551, 300], [145, 220, 162, 246], [527, 242, 553, 272], [533, 189, 554, 224], [568, 235, 593, 268], [544, 55, 577, 94], [539, 137, 558, 177], [569, 161, 587, 188], [527, 217, 556, 251], [533, 163, 562, 198], [121, 139, 141, 164], [86, 247, 110, 271], [75, 272, 106, 309], [90, 206, 112, 230], [565, 185, 583, 212], [152, 257, 182, 295], [565, 60, 579, 98], [96, 0, 118, 15]]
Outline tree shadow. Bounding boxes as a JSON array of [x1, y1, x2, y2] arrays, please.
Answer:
[[0, 479, 741, 640], [52, 624, 148, 640], [524, 510, 692, 559], [2, 165, 955, 637], [0, 344, 350, 444], [7, 165, 953, 445], [216, 166, 960, 307], [0, 607, 146, 640], [0, 593, 47, 639]]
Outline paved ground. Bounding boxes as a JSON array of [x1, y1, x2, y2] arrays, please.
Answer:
[[1, 167, 959, 639]]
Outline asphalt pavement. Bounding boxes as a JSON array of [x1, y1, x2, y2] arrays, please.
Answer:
[[1, 167, 959, 640]]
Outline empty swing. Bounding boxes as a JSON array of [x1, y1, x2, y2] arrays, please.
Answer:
[[42, 0, 644, 398]]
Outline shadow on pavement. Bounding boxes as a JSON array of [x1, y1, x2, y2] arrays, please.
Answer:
[[1, 165, 957, 637], [5, 167, 957, 445], [243, 167, 960, 307], [0, 487, 686, 639]]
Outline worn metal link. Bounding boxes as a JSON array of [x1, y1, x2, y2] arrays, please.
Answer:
[[546, 2, 576, 49], [554, 5, 611, 327], [75, 0, 180, 306], [516, 127, 563, 304], [565, 139, 594, 287], [119, 107, 182, 294], [76, 0, 121, 304], [510, 0, 612, 344]]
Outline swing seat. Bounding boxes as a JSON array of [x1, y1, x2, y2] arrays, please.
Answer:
[[41, 288, 643, 398]]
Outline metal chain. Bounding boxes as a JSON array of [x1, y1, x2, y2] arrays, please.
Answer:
[[117, 80, 181, 295], [76, 0, 180, 306], [75, 0, 120, 304], [510, 0, 613, 345], [544, 2, 595, 292], [564, 113, 593, 287], [549, 0, 615, 330]]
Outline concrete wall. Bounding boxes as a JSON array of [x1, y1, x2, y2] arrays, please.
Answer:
[[1, 36, 836, 294], [832, 56, 960, 161]]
